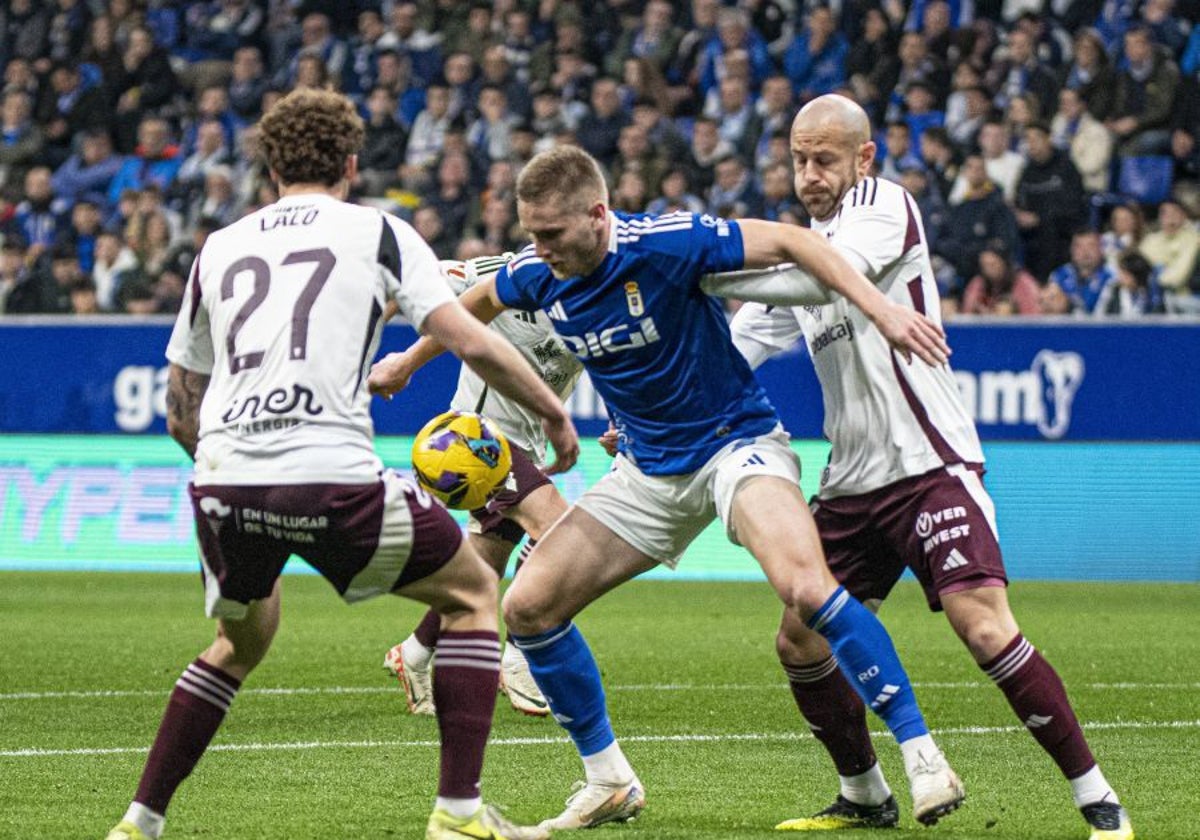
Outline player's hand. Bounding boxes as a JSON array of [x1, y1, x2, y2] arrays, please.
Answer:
[[540, 412, 580, 475], [368, 352, 415, 399], [873, 301, 950, 366], [598, 424, 619, 457]]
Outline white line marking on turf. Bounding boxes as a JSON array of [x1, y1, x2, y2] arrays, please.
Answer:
[[2, 681, 1197, 701], [3, 719, 1198, 759]]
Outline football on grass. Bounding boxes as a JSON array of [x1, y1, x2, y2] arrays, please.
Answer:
[[410, 410, 512, 510]]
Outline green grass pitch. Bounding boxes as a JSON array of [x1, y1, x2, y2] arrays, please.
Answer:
[[1, 572, 1196, 839]]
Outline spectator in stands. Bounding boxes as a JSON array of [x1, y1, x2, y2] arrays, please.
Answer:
[[783, 5, 848, 103], [180, 85, 242, 158], [112, 25, 179, 154], [670, 0, 720, 100], [0, 237, 31, 313], [706, 153, 764, 218], [619, 57, 674, 117], [1094, 249, 1165, 314], [903, 80, 946, 156], [91, 228, 138, 311], [0, 89, 43, 201], [704, 74, 759, 161], [276, 13, 346, 92], [1139, 198, 1200, 293], [608, 0, 681, 77], [630, 96, 688, 163], [186, 164, 238, 229], [750, 74, 794, 170], [1140, 0, 1187, 55], [0, 0, 50, 66], [172, 118, 233, 213], [384, 1, 442, 85], [443, 51, 481, 123], [945, 63, 989, 147], [107, 115, 183, 207], [845, 7, 897, 117], [478, 44, 531, 122], [878, 31, 950, 123], [697, 7, 772, 100], [960, 241, 1042, 315], [55, 195, 103, 274], [1015, 120, 1087, 280], [80, 14, 124, 105], [878, 120, 922, 183], [993, 27, 1059, 120], [68, 275, 99, 315], [422, 150, 473, 239], [919, 126, 959, 201], [1049, 229, 1116, 313], [1061, 28, 1116, 121], [760, 160, 802, 221], [36, 59, 111, 169], [576, 77, 630, 169], [228, 45, 268, 122], [684, 114, 733, 195], [645, 166, 706, 215], [466, 85, 516, 168], [412, 204, 456, 260], [404, 80, 451, 185], [126, 208, 174, 282], [1051, 87, 1114, 193], [899, 160, 947, 253], [1101, 202, 1146, 270], [51, 128, 124, 210], [612, 123, 668, 200], [1004, 92, 1040, 152], [936, 153, 1021, 292], [1107, 24, 1180, 156], [7, 166, 64, 263], [358, 86, 407, 197]]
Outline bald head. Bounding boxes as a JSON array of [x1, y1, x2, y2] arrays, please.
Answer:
[[792, 95, 871, 146]]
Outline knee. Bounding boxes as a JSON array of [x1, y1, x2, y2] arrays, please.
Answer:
[[955, 616, 1018, 663], [204, 632, 268, 677], [501, 581, 557, 636], [775, 621, 830, 665], [777, 577, 838, 623]]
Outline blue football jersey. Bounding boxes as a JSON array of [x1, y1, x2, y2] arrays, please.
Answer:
[[495, 211, 780, 475]]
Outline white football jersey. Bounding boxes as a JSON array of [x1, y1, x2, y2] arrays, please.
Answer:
[[443, 254, 583, 464], [167, 193, 455, 485], [731, 176, 983, 498]]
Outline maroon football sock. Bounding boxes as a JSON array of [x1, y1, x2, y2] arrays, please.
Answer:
[[134, 658, 241, 814], [783, 655, 877, 776], [414, 608, 441, 649], [982, 635, 1096, 779], [433, 631, 501, 798]]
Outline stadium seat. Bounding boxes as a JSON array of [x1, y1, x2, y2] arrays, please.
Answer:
[[1116, 155, 1174, 205]]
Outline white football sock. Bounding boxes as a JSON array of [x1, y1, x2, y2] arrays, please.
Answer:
[[840, 762, 893, 806], [123, 803, 164, 839], [501, 643, 527, 668], [401, 635, 434, 669], [899, 733, 942, 778], [1070, 765, 1118, 808], [436, 795, 482, 819], [581, 741, 636, 785]]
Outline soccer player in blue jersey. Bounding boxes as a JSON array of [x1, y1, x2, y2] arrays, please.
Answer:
[[371, 143, 961, 831]]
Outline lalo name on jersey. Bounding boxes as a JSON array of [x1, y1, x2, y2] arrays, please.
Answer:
[[260, 207, 320, 231]]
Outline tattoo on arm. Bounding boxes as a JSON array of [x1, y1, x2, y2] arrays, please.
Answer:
[[166, 364, 210, 460]]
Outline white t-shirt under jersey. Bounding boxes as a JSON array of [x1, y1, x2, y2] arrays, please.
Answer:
[[731, 176, 984, 499], [167, 193, 455, 486], [443, 255, 582, 465]]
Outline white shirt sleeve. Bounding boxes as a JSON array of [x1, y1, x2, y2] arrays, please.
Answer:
[[386, 215, 457, 331], [729, 301, 805, 370], [165, 257, 214, 374], [700, 264, 837, 306], [830, 181, 913, 283]]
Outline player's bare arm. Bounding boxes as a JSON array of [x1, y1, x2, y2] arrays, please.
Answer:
[[165, 363, 210, 460], [737, 218, 949, 366], [369, 277, 508, 398], [421, 296, 578, 475]]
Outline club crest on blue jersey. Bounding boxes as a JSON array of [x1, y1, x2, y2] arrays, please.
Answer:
[[624, 281, 644, 316]]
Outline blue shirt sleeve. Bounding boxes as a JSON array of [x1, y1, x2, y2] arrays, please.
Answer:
[[494, 258, 542, 311]]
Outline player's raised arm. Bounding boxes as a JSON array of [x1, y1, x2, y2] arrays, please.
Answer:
[[738, 218, 949, 366], [369, 276, 508, 398]]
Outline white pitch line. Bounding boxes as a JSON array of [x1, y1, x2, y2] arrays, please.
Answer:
[[1, 681, 1197, 702], [3, 719, 1198, 760]]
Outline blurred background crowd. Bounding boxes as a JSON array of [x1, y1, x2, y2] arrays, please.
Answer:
[[1, 0, 1198, 319]]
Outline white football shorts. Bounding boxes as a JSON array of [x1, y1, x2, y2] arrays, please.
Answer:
[[575, 427, 800, 567]]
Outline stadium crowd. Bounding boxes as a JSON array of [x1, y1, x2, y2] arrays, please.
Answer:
[[0, 0, 1198, 318]]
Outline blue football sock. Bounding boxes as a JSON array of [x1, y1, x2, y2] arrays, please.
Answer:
[[510, 622, 615, 756], [808, 587, 928, 743]]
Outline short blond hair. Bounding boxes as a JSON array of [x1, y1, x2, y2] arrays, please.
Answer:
[[516, 144, 608, 212]]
